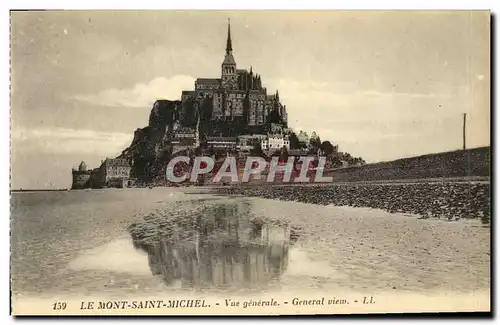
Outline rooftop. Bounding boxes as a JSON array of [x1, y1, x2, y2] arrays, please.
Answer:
[[238, 134, 267, 139], [268, 133, 285, 138], [196, 78, 221, 84], [103, 158, 130, 167], [206, 136, 237, 141], [175, 127, 196, 134]]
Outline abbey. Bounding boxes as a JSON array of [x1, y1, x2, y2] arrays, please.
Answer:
[[71, 20, 297, 189], [180, 19, 288, 133]]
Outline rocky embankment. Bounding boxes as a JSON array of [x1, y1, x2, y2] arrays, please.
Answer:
[[212, 182, 491, 223]]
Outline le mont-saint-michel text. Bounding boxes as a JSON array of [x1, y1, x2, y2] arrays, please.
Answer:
[[72, 296, 375, 310]]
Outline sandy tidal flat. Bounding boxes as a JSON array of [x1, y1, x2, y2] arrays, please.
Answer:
[[10, 188, 490, 314]]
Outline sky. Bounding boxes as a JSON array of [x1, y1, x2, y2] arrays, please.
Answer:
[[10, 10, 490, 189]]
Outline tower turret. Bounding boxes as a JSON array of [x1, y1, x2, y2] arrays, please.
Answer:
[[78, 161, 87, 172], [249, 66, 254, 89]]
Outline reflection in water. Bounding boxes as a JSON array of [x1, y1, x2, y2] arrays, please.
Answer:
[[129, 199, 300, 289]]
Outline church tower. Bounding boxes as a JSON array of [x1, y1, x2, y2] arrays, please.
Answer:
[[221, 19, 238, 90]]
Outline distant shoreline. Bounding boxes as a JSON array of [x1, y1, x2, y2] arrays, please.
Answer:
[[11, 189, 69, 193]]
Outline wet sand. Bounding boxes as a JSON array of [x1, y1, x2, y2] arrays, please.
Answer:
[[11, 187, 490, 314]]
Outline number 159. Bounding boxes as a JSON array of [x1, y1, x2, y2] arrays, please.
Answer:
[[52, 302, 67, 310]]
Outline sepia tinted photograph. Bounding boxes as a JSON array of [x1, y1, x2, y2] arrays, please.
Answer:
[[9, 10, 490, 315]]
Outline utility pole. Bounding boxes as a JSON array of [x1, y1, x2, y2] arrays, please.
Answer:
[[462, 113, 467, 150]]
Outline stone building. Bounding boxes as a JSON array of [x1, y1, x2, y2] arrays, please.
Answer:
[[236, 134, 263, 153], [71, 161, 92, 189], [266, 134, 290, 151], [171, 127, 197, 144], [206, 136, 238, 152], [180, 19, 287, 130], [91, 158, 132, 188], [171, 116, 200, 149]]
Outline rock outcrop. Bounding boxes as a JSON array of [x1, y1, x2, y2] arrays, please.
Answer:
[[118, 100, 185, 182]]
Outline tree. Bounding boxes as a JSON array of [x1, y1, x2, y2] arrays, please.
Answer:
[[280, 146, 289, 161], [320, 141, 335, 156], [307, 146, 317, 155], [289, 132, 300, 149], [309, 131, 322, 150], [251, 141, 265, 157], [331, 156, 342, 168], [207, 145, 215, 156]]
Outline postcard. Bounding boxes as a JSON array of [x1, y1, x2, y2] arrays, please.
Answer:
[[10, 10, 491, 316]]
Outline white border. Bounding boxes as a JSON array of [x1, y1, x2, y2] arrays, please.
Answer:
[[3, 1, 499, 10]]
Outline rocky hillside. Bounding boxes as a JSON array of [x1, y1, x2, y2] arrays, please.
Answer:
[[118, 100, 183, 182]]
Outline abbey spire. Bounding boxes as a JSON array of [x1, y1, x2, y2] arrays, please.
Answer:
[[222, 18, 236, 65], [221, 18, 237, 89], [226, 18, 233, 54]]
